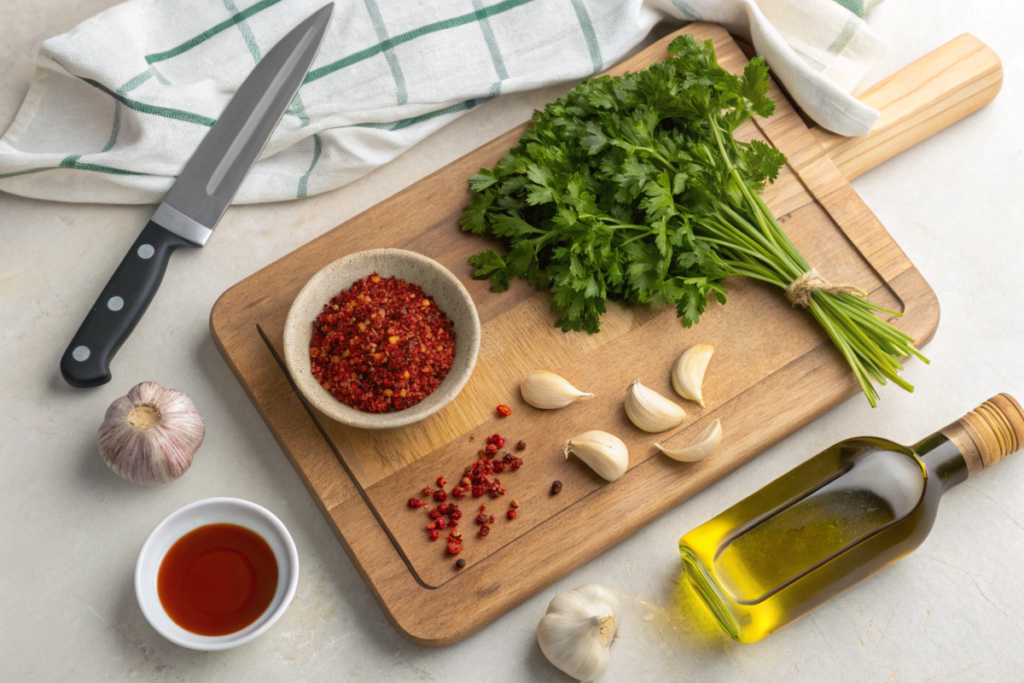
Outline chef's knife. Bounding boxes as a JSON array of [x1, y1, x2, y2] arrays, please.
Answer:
[[60, 3, 333, 388]]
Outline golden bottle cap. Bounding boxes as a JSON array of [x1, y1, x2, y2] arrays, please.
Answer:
[[941, 393, 1024, 475]]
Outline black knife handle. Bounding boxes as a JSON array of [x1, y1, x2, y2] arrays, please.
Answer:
[[60, 221, 194, 388]]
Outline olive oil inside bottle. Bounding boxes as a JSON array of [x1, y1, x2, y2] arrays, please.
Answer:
[[678, 393, 1024, 643], [715, 450, 923, 603]]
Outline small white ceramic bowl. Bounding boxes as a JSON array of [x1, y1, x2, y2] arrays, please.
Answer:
[[135, 498, 299, 651], [283, 248, 481, 430]]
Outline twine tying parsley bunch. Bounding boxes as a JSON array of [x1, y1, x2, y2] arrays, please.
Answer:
[[461, 35, 926, 406]]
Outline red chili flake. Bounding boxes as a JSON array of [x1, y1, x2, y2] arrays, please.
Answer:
[[423, 486, 433, 496], [433, 489, 448, 502], [447, 540, 463, 555], [438, 503, 449, 515], [451, 486, 466, 498], [429, 509, 442, 520], [492, 461, 505, 473], [488, 514, 495, 524], [309, 274, 456, 413], [476, 514, 488, 525], [479, 504, 486, 512], [437, 476, 447, 487], [449, 520, 458, 528], [451, 510, 462, 521], [479, 525, 490, 537], [485, 443, 498, 456], [429, 529, 440, 541], [507, 510, 517, 520], [427, 522, 436, 530], [408, 498, 426, 508], [436, 518, 447, 529], [496, 404, 512, 417]]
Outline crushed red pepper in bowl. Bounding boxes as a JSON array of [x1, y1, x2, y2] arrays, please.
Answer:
[[310, 274, 456, 413]]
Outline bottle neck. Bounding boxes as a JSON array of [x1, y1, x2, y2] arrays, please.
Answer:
[[913, 432, 969, 493]]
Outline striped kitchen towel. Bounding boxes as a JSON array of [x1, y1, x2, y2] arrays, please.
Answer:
[[0, 0, 886, 205]]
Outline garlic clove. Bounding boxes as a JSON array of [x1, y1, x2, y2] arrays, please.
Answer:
[[521, 371, 594, 410], [624, 379, 686, 433], [564, 431, 628, 482], [98, 381, 205, 485], [537, 583, 621, 682], [672, 343, 714, 407], [656, 419, 723, 462]]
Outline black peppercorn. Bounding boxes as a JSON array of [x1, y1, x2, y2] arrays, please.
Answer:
[[455, 559, 466, 569], [551, 480, 562, 494]]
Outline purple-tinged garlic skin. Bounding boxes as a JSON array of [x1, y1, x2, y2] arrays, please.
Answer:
[[98, 382, 205, 485]]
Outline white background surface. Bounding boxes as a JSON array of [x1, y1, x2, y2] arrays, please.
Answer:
[[2, 1, 1023, 680]]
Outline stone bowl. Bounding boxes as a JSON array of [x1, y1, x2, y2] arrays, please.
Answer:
[[283, 249, 480, 430]]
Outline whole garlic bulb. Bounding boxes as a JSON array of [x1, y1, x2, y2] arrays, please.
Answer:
[[521, 371, 594, 410], [98, 382, 205, 485], [624, 379, 686, 432], [564, 431, 628, 482], [537, 583, 621, 682]]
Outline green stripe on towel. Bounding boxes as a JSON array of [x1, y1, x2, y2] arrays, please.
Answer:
[[305, 0, 536, 84]]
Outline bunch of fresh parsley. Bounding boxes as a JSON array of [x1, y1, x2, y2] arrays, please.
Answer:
[[460, 35, 925, 406]]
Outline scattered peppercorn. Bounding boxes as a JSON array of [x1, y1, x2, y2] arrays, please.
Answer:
[[496, 404, 512, 417], [455, 559, 466, 569], [510, 499, 519, 508], [507, 509, 517, 520], [423, 486, 433, 496], [479, 525, 490, 537], [429, 529, 440, 541], [551, 480, 562, 494], [437, 476, 447, 487], [447, 539, 463, 554], [517, 440, 526, 450], [408, 498, 427, 508]]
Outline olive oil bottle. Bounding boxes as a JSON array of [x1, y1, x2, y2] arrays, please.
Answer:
[[680, 394, 1024, 643]]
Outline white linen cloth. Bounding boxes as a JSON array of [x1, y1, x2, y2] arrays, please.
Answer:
[[0, 0, 885, 205]]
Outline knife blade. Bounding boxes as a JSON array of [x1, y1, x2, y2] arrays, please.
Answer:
[[60, 3, 333, 388]]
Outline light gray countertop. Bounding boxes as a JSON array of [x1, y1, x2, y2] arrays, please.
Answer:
[[2, 1, 1022, 680]]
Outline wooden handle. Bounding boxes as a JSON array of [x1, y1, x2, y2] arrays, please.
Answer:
[[814, 34, 1002, 181]]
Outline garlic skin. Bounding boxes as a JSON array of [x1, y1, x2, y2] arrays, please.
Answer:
[[98, 382, 205, 485], [537, 583, 621, 681], [624, 379, 686, 432], [656, 419, 722, 462], [564, 431, 628, 481], [521, 371, 594, 409], [672, 343, 715, 407]]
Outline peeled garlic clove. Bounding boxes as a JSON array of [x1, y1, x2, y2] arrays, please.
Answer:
[[564, 430, 628, 482], [672, 343, 714, 407], [624, 379, 686, 433], [521, 371, 594, 410], [656, 419, 722, 462], [98, 381, 205, 485], [537, 583, 621, 682]]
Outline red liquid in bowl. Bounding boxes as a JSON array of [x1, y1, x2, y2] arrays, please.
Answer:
[[157, 524, 278, 636]]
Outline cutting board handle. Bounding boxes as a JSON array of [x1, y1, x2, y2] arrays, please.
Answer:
[[812, 34, 1002, 181]]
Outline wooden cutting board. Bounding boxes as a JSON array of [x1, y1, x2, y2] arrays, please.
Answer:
[[211, 25, 1000, 645]]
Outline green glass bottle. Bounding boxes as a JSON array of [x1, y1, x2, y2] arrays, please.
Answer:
[[680, 394, 1024, 643]]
